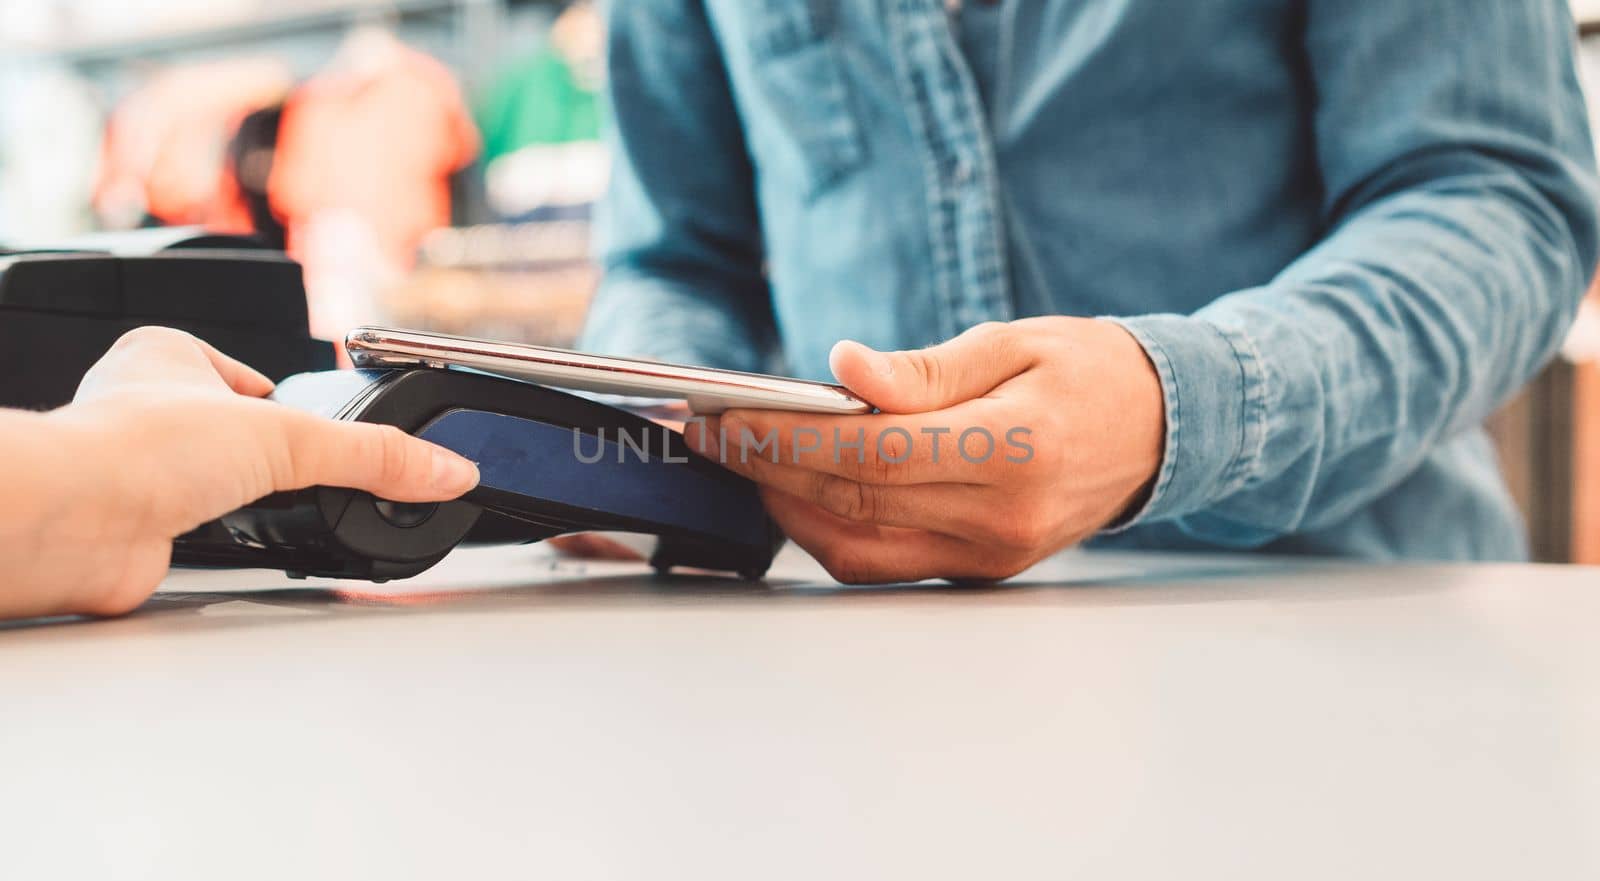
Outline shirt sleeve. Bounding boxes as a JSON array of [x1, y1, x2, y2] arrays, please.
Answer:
[[578, 0, 778, 372], [1111, 0, 1600, 545]]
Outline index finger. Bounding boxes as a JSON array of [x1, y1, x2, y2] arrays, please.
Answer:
[[707, 404, 1040, 486], [190, 336, 275, 398], [79, 327, 274, 398]]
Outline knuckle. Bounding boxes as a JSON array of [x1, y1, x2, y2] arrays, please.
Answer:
[[968, 321, 1020, 354], [111, 326, 198, 362], [966, 321, 1010, 342], [111, 325, 191, 355], [1005, 444, 1056, 485], [1034, 404, 1069, 439], [817, 547, 875, 585], [1012, 315, 1069, 341], [870, 454, 896, 486], [973, 554, 1032, 583], [836, 446, 871, 482], [949, 550, 1034, 585], [985, 507, 1053, 550], [273, 412, 315, 488], [373, 425, 416, 483], [992, 325, 1043, 366], [815, 476, 876, 522], [904, 350, 944, 397], [1029, 425, 1063, 464], [1007, 331, 1045, 365]]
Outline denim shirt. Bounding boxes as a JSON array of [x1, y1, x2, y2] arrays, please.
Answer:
[[581, 0, 1600, 561]]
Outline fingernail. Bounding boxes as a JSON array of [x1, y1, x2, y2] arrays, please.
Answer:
[[431, 449, 480, 493]]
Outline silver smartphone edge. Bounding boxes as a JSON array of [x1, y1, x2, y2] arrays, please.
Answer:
[[344, 326, 874, 415]]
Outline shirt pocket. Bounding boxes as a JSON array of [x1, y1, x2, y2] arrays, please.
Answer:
[[745, 0, 868, 198]]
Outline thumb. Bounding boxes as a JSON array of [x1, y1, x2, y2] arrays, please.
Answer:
[[829, 323, 1038, 414], [282, 415, 481, 502]]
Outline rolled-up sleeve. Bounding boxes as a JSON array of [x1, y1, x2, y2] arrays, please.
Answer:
[[1111, 0, 1599, 545]]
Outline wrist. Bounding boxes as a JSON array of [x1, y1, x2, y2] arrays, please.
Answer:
[[42, 405, 146, 522], [25, 406, 164, 615], [1100, 313, 1266, 529], [5, 409, 100, 529]]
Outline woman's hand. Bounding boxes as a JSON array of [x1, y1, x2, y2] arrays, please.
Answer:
[[694, 318, 1165, 584], [2, 327, 479, 620]]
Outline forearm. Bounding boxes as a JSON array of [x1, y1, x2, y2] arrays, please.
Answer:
[[1107, 0, 1598, 547], [583, 0, 775, 371], [0, 408, 139, 618], [0, 410, 85, 561], [581, 269, 775, 372], [585, 135, 777, 370], [1117, 160, 1596, 544]]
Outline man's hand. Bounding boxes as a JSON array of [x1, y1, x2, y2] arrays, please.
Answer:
[[3, 327, 479, 620], [694, 318, 1165, 584]]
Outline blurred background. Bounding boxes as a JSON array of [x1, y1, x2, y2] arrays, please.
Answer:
[[0, 0, 1596, 563], [0, 0, 602, 347]]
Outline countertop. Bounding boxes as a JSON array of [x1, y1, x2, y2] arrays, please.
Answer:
[[2, 545, 1597, 879]]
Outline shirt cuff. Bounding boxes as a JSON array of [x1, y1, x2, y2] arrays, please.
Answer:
[[1100, 313, 1269, 529]]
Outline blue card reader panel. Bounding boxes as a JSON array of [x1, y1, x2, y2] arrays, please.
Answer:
[[418, 409, 770, 549]]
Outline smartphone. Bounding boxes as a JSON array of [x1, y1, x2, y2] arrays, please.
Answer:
[[344, 326, 874, 415]]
